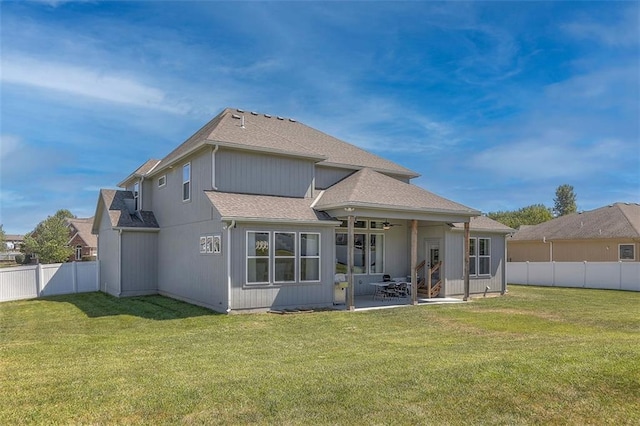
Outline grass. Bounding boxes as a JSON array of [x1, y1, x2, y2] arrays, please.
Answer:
[[1, 286, 638, 425]]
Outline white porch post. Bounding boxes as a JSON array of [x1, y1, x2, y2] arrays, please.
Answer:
[[463, 221, 470, 301], [347, 214, 355, 311], [411, 219, 418, 305]]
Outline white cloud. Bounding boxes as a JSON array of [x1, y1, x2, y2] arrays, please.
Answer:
[[0, 134, 21, 161], [562, 8, 640, 47], [1, 55, 187, 114]]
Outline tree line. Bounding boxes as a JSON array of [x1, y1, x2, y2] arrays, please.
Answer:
[[486, 184, 577, 229]]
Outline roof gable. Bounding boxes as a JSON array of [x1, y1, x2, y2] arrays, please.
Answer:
[[451, 216, 514, 233], [67, 217, 97, 247], [510, 203, 640, 241]]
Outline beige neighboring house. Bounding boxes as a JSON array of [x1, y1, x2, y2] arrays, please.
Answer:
[[67, 217, 98, 261], [508, 203, 640, 262]]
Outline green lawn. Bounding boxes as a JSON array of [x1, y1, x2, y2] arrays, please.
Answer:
[[1, 286, 638, 425]]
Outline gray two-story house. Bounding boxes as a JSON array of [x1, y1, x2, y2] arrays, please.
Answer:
[[92, 107, 511, 313]]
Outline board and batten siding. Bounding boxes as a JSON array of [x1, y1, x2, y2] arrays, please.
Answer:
[[216, 149, 314, 198], [150, 149, 214, 228], [315, 166, 354, 190], [229, 223, 335, 311], [444, 231, 506, 296], [97, 207, 121, 296], [157, 218, 228, 312], [120, 231, 158, 296]]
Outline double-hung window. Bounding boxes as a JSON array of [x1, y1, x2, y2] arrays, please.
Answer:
[[468, 237, 491, 276], [246, 231, 321, 285], [182, 163, 191, 202], [75, 245, 82, 261], [300, 233, 320, 281], [247, 232, 270, 284], [274, 232, 296, 283]]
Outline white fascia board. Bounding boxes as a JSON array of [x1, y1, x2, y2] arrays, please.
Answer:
[[318, 202, 481, 217], [220, 216, 341, 226], [113, 227, 161, 232]]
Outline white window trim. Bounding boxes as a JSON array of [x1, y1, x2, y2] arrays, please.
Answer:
[[300, 232, 321, 283], [274, 232, 296, 284], [368, 233, 385, 275], [75, 245, 82, 261], [335, 231, 386, 276], [182, 163, 191, 202], [466, 237, 491, 277], [246, 231, 270, 285], [133, 181, 140, 211], [618, 244, 635, 261], [158, 175, 166, 188]]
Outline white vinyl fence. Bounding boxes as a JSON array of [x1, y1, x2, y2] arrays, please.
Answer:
[[0, 261, 98, 302], [507, 261, 640, 291]]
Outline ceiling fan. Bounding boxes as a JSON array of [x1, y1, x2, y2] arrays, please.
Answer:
[[381, 220, 402, 230]]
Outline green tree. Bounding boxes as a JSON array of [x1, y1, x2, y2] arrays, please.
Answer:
[[22, 209, 75, 264], [0, 224, 6, 252], [554, 184, 577, 216], [487, 204, 553, 229]]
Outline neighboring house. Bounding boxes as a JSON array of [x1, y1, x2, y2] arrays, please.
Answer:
[[508, 203, 640, 262], [4, 234, 24, 252], [92, 107, 511, 313], [67, 217, 98, 261]]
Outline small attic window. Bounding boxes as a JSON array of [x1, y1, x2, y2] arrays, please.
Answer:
[[158, 175, 166, 188]]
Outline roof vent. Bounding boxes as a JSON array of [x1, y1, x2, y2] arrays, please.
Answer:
[[289, 118, 297, 122], [251, 111, 258, 115], [265, 114, 271, 118], [232, 114, 241, 119], [277, 116, 284, 120], [237, 108, 244, 113]]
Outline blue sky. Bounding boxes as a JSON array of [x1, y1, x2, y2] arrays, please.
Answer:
[[1, 1, 638, 234]]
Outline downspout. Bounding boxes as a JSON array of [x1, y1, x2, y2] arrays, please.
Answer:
[[118, 228, 123, 297], [543, 237, 553, 261], [226, 220, 236, 313], [211, 145, 219, 190]]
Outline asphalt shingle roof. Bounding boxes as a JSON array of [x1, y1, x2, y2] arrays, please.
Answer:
[[153, 108, 418, 178], [314, 168, 479, 215], [97, 190, 159, 229], [509, 203, 640, 241], [450, 216, 514, 233], [67, 217, 98, 247], [205, 191, 335, 223]]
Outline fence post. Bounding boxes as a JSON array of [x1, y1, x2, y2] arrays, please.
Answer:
[[36, 263, 43, 297], [619, 261, 623, 290], [552, 261, 556, 287], [526, 261, 530, 285], [583, 261, 587, 288], [72, 261, 78, 294], [96, 260, 100, 292]]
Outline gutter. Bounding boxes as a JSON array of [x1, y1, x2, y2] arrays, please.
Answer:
[[219, 217, 342, 226]]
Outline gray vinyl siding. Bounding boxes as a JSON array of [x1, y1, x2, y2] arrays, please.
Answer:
[[229, 223, 335, 311], [150, 149, 214, 228], [97, 211, 120, 296], [157, 219, 228, 312], [315, 166, 354, 190], [120, 232, 158, 296], [216, 149, 314, 197], [444, 231, 506, 296]]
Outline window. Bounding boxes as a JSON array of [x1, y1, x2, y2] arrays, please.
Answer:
[[335, 231, 384, 275], [247, 232, 270, 284], [619, 244, 635, 261], [274, 232, 296, 283], [75, 245, 82, 261], [300, 233, 320, 281], [158, 175, 166, 188], [133, 181, 139, 211], [468, 237, 491, 277], [182, 163, 191, 201], [369, 234, 384, 274], [339, 219, 367, 229]]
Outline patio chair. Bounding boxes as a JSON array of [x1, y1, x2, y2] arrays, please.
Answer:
[[382, 282, 400, 299], [382, 274, 392, 282], [396, 282, 409, 298]]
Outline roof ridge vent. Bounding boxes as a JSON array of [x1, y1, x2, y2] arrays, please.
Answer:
[[232, 114, 241, 119], [277, 116, 284, 120], [289, 118, 297, 122], [251, 111, 258, 115], [264, 114, 272, 118], [237, 108, 244, 113]]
